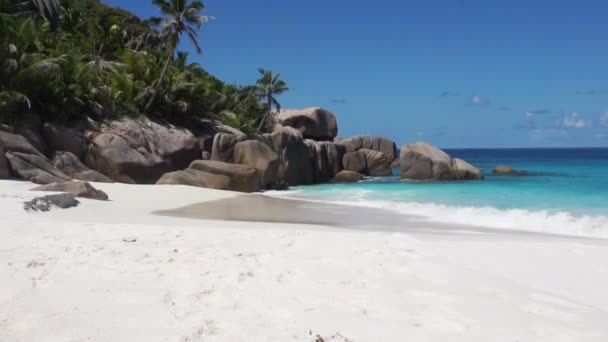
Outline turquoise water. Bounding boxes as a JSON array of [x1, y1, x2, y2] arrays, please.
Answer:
[[274, 148, 608, 237]]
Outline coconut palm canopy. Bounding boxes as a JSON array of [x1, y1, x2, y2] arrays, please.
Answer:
[[0, 0, 282, 134]]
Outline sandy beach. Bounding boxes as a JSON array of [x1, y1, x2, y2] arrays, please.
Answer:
[[1, 179, 608, 341]]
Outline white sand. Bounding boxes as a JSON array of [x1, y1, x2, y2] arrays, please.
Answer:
[[1, 179, 608, 342]]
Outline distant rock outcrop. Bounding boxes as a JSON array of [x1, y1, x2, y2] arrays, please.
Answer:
[[276, 107, 338, 141], [492, 165, 529, 176], [399, 142, 483, 180], [33, 181, 109, 201]]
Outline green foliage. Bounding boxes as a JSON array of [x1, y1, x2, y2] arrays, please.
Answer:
[[0, 0, 285, 134], [254, 68, 289, 134]]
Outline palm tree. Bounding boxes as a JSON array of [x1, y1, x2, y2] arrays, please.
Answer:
[[144, 0, 211, 114], [6, 0, 61, 32], [254, 68, 288, 134]]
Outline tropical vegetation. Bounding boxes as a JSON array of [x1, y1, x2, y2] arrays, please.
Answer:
[[0, 0, 286, 134]]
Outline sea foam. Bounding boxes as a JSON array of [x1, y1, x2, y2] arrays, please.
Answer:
[[268, 189, 608, 239]]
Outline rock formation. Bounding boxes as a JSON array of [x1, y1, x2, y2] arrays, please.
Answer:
[[53, 151, 113, 183], [5, 152, 72, 184], [233, 140, 280, 189], [339, 135, 398, 162], [333, 170, 363, 183], [32, 181, 109, 201], [189, 160, 260, 193], [24, 193, 79, 212], [400, 142, 484, 180], [276, 107, 338, 141], [157, 169, 231, 190]]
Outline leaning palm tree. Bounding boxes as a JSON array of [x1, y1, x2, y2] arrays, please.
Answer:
[[7, 0, 61, 32], [254, 68, 288, 134], [144, 0, 211, 114]]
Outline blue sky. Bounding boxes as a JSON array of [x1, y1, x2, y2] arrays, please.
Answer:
[[103, 0, 608, 148]]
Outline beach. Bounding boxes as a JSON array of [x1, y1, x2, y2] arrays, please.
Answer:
[[1, 180, 608, 341]]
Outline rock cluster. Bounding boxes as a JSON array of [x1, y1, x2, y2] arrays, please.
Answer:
[[2, 107, 485, 195]]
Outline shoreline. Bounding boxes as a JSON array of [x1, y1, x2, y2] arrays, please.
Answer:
[[1, 180, 608, 341]]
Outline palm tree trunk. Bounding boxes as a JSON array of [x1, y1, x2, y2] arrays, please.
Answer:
[[256, 93, 273, 134], [144, 48, 173, 114]]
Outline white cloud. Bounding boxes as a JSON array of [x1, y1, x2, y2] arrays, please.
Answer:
[[469, 95, 491, 106], [562, 112, 592, 129], [600, 112, 608, 127]]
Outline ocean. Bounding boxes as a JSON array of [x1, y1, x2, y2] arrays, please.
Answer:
[[272, 148, 608, 238]]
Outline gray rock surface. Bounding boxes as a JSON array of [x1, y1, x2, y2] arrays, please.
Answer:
[[259, 127, 315, 186], [5, 152, 71, 184], [333, 170, 363, 183], [32, 181, 109, 200], [53, 151, 113, 183], [276, 107, 338, 141], [0, 130, 46, 158], [0, 142, 8, 179], [233, 140, 280, 188], [399, 141, 484, 181], [85, 118, 203, 184], [24, 193, 79, 212], [156, 168, 231, 190], [452, 158, 484, 180], [189, 160, 260, 193], [360, 149, 392, 176], [42, 122, 86, 160], [340, 135, 398, 161], [211, 133, 248, 163], [306, 140, 345, 183], [343, 151, 368, 174]]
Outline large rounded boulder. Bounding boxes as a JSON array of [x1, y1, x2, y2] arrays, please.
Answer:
[[360, 149, 392, 176], [189, 160, 260, 193], [85, 133, 170, 184], [233, 140, 280, 189], [333, 170, 363, 183], [156, 169, 231, 190], [276, 107, 338, 141], [84, 118, 203, 184], [400, 142, 483, 181], [343, 151, 368, 174], [452, 158, 484, 180]]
